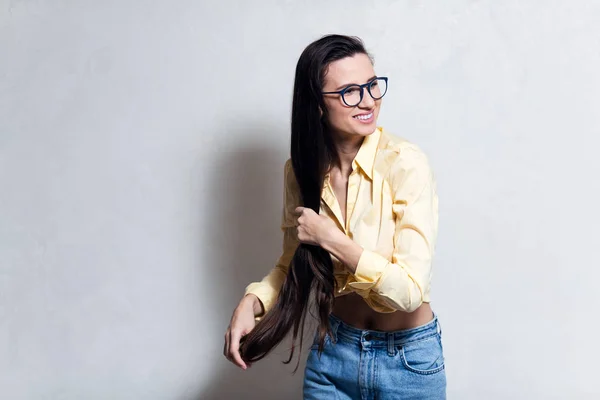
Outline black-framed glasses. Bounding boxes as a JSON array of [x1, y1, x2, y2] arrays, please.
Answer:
[[322, 77, 388, 107]]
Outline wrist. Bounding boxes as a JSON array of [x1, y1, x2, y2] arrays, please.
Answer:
[[319, 229, 363, 274], [242, 294, 264, 317], [319, 227, 346, 253]]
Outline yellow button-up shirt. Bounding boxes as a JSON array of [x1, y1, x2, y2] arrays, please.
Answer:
[[245, 127, 438, 317]]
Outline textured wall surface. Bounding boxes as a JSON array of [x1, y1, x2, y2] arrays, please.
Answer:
[[1, 1, 599, 399]]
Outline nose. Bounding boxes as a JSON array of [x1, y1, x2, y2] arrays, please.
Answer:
[[358, 88, 375, 108]]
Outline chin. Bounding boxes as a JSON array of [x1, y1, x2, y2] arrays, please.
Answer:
[[352, 121, 378, 136], [332, 119, 378, 138]]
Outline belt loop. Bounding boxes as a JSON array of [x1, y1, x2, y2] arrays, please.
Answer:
[[387, 332, 395, 356]]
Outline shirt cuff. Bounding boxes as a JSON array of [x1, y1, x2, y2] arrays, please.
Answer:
[[244, 283, 277, 322], [347, 249, 390, 291]]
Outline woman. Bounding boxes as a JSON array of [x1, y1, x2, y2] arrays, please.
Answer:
[[224, 34, 446, 399]]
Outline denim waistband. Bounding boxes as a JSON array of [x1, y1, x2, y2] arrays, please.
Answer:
[[327, 312, 441, 349]]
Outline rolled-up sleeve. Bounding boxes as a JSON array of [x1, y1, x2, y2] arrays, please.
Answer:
[[348, 147, 438, 312], [244, 159, 300, 320]]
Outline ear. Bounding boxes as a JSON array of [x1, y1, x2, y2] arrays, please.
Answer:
[[319, 106, 323, 117]]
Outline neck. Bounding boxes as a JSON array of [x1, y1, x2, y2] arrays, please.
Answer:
[[332, 132, 364, 176]]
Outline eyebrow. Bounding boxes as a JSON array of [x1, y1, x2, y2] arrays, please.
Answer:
[[334, 75, 377, 90]]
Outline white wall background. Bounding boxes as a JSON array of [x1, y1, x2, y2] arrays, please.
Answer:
[[1, 0, 599, 399]]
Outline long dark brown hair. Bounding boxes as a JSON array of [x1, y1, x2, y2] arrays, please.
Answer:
[[239, 34, 370, 371]]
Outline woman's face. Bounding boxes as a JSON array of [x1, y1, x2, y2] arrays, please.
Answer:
[[322, 53, 382, 139]]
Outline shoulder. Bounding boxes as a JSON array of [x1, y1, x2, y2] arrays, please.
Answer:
[[284, 158, 295, 178], [376, 128, 433, 177], [284, 158, 292, 173], [283, 158, 300, 190]]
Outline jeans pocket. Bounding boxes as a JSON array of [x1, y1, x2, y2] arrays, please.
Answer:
[[400, 334, 445, 375]]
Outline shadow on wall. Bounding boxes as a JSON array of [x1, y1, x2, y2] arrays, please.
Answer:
[[195, 125, 310, 400]]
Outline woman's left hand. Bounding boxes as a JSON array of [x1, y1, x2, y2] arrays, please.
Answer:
[[294, 207, 340, 246]]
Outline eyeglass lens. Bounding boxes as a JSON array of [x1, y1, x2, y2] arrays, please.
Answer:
[[343, 78, 387, 106]]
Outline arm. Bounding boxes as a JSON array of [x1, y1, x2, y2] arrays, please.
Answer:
[[243, 159, 300, 320], [323, 147, 439, 313]]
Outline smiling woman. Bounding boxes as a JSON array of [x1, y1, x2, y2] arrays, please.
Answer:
[[321, 55, 384, 133], [224, 34, 445, 399]]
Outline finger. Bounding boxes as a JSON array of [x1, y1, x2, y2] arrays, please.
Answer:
[[229, 330, 248, 370], [224, 331, 231, 360], [297, 229, 306, 243], [294, 206, 304, 215]]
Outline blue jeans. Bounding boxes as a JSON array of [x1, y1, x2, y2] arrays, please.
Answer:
[[303, 313, 446, 400]]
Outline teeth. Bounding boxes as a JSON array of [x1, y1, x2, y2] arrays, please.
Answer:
[[354, 113, 373, 120]]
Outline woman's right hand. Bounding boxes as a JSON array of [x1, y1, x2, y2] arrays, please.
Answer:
[[223, 294, 261, 370]]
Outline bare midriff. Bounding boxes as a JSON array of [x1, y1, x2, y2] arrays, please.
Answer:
[[332, 292, 434, 331]]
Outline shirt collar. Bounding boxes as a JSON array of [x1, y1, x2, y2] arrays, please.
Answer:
[[352, 126, 381, 180]]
